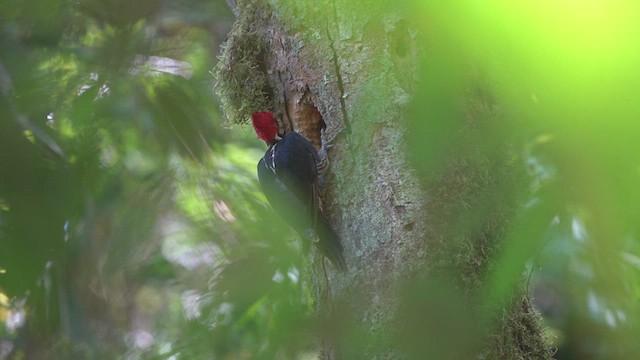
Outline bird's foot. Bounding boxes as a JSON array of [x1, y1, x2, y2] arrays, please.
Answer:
[[318, 128, 349, 173]]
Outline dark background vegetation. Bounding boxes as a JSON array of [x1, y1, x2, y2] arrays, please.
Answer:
[[1, 0, 639, 359]]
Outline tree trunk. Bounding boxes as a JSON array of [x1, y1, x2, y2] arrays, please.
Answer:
[[216, 1, 553, 359]]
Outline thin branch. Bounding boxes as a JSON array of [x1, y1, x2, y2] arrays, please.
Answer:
[[226, 0, 239, 17]]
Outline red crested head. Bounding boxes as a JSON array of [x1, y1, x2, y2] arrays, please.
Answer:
[[251, 111, 279, 143]]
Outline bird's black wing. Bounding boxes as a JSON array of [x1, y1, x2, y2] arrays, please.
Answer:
[[258, 154, 314, 237], [258, 132, 347, 271], [278, 133, 346, 271]]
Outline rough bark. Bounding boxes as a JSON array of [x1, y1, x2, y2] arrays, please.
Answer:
[[216, 1, 553, 359]]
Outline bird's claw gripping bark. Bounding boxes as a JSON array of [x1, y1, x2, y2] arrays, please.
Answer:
[[318, 128, 349, 174], [323, 127, 350, 148]]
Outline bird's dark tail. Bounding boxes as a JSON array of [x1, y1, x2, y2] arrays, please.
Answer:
[[315, 212, 347, 272]]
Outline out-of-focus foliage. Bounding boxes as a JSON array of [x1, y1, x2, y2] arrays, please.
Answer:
[[1, 0, 639, 359], [0, 0, 315, 359], [407, 1, 640, 359]]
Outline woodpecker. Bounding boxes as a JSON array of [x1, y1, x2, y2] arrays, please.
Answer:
[[251, 111, 347, 272]]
